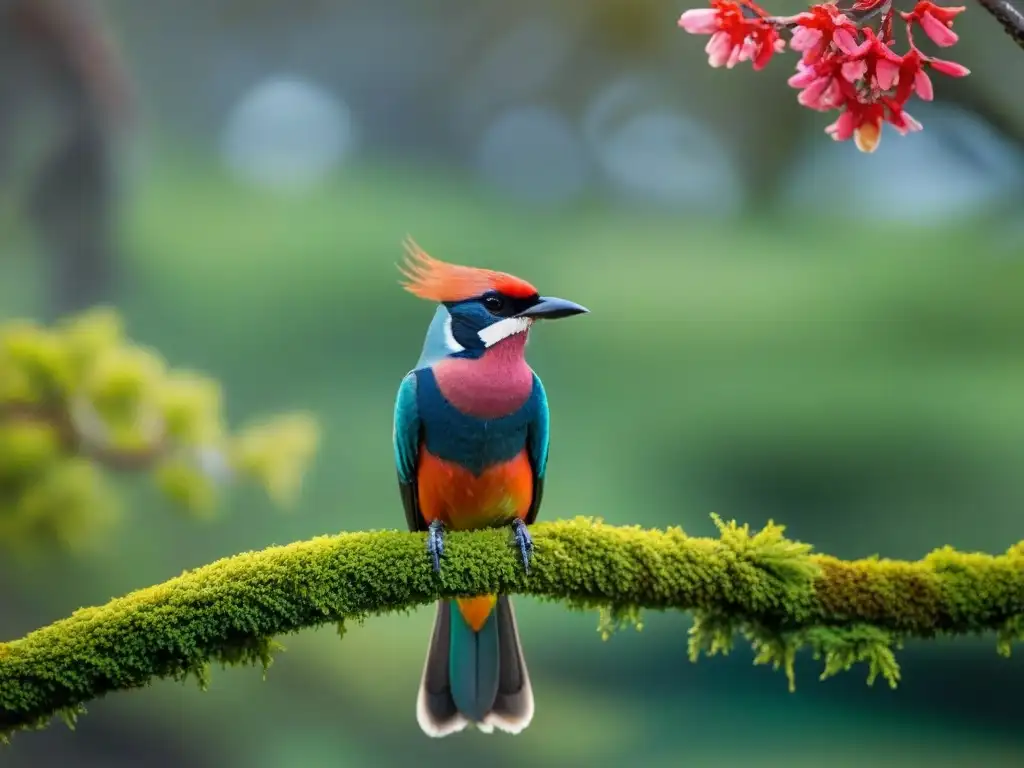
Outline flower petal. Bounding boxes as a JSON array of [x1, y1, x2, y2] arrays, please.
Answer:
[[874, 38, 904, 63], [752, 30, 779, 70], [726, 40, 745, 68], [790, 26, 823, 52], [825, 109, 857, 142], [797, 76, 833, 108], [888, 108, 924, 136], [739, 37, 759, 62], [914, 69, 934, 101], [832, 28, 861, 54], [875, 60, 900, 91], [821, 79, 843, 109], [929, 57, 970, 77], [909, 2, 967, 24], [919, 11, 959, 46], [706, 31, 735, 68], [841, 60, 868, 83], [678, 8, 720, 35], [788, 64, 819, 88]]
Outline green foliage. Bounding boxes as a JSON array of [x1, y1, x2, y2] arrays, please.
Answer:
[[0, 308, 320, 553], [687, 616, 902, 692], [1, 516, 1021, 741]]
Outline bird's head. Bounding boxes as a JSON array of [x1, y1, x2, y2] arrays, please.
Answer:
[[399, 238, 588, 363]]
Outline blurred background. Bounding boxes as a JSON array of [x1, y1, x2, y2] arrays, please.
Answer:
[[2, 0, 1024, 766]]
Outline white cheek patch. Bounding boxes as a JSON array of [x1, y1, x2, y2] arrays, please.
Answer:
[[477, 316, 533, 348], [443, 315, 465, 353]]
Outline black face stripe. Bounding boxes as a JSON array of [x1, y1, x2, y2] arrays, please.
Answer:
[[480, 291, 540, 318], [444, 292, 540, 318]]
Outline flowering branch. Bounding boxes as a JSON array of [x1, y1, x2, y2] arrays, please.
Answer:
[[678, 1, 976, 152], [1, 516, 1022, 740]]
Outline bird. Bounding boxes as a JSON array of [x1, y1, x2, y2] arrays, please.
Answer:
[[392, 237, 588, 738]]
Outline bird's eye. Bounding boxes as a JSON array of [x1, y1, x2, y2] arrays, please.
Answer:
[[483, 295, 505, 313]]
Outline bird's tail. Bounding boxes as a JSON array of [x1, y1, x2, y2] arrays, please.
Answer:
[[416, 595, 534, 737]]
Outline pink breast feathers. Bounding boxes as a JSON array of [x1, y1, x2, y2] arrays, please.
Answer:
[[432, 334, 534, 419]]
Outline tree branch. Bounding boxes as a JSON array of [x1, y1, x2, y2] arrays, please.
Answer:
[[1, 516, 1022, 740], [0, 402, 167, 471], [749, 1, 1024, 51], [976, 0, 1024, 49]]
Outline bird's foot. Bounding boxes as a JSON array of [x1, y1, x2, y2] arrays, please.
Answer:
[[426, 519, 446, 574], [510, 518, 534, 574]]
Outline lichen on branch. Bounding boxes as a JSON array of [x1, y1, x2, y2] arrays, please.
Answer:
[[0, 308, 320, 553], [1, 516, 1022, 740]]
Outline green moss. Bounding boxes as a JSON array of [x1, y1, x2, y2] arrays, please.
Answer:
[[747, 624, 902, 692], [0, 309, 321, 552], [996, 615, 1024, 658], [597, 605, 644, 640], [0, 517, 1021, 741], [688, 611, 739, 661], [709, 513, 820, 586]]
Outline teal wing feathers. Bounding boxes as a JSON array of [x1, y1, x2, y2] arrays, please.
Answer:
[[524, 373, 550, 524], [394, 371, 426, 532]]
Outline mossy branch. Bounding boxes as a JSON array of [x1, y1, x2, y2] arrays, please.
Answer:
[[2, 516, 1023, 740]]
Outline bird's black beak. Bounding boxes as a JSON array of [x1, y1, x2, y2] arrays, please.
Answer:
[[517, 296, 589, 320]]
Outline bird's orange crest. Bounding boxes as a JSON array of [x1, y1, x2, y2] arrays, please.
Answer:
[[399, 237, 537, 303]]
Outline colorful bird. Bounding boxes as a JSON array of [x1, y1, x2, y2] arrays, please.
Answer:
[[392, 238, 588, 737]]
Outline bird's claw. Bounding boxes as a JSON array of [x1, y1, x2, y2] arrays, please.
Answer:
[[426, 519, 445, 574], [511, 518, 534, 574]]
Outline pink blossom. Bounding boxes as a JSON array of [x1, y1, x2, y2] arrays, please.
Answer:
[[789, 26, 823, 52], [678, 8, 719, 35], [705, 31, 756, 68], [900, 2, 967, 47], [677, 1, 785, 70]]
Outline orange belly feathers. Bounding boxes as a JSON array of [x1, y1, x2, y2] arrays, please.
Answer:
[[416, 446, 534, 531]]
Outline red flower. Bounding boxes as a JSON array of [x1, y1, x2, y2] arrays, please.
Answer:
[[887, 49, 964, 105], [788, 61, 845, 111], [892, 50, 934, 102], [678, 1, 784, 71], [900, 1, 967, 47], [825, 102, 882, 150], [825, 97, 922, 153], [788, 24, 935, 151], [788, 3, 859, 65], [676, 0, 972, 153]]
